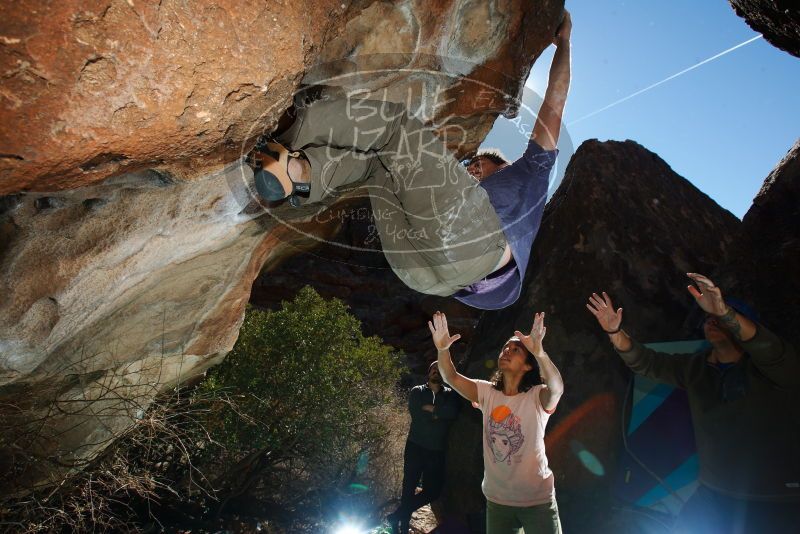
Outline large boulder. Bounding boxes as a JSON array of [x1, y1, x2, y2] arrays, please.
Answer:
[[442, 139, 741, 532], [0, 0, 348, 194], [309, 0, 565, 158], [0, 162, 291, 490], [0, 0, 565, 491], [0, 0, 563, 194], [716, 138, 800, 348], [729, 1, 800, 58]]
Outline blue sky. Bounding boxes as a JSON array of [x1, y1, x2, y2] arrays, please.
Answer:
[[482, 0, 800, 219]]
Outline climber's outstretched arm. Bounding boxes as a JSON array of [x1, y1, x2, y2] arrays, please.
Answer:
[[532, 10, 572, 151]]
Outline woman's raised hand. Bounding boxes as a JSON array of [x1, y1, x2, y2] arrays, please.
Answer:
[[514, 312, 547, 356], [428, 311, 461, 351]]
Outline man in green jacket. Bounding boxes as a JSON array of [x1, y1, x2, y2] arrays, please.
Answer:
[[587, 272, 800, 533]]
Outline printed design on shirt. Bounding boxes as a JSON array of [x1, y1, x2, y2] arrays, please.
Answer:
[[487, 404, 525, 465]]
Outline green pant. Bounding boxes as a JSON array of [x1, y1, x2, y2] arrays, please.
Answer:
[[486, 499, 563, 534], [277, 97, 506, 296]]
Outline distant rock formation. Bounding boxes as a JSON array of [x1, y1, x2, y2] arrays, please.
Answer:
[[729, 0, 800, 58], [717, 138, 800, 348], [442, 139, 741, 531], [0, 0, 564, 492]]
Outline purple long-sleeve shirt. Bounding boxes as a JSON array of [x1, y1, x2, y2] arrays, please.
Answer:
[[454, 139, 558, 310]]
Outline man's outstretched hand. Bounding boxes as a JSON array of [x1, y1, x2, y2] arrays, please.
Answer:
[[686, 273, 728, 316], [514, 312, 547, 357], [554, 9, 572, 46], [586, 292, 623, 333], [428, 311, 461, 352]]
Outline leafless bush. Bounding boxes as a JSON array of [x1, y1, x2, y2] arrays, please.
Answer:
[[0, 382, 233, 533], [355, 394, 410, 512]]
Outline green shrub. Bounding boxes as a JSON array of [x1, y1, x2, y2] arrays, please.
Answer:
[[199, 286, 403, 506], [0, 287, 404, 531]]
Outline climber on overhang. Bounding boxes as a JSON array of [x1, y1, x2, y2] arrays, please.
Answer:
[[252, 11, 572, 310]]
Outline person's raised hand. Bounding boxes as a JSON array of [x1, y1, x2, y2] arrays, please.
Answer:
[[586, 292, 623, 333], [428, 311, 461, 351], [686, 273, 728, 316], [514, 312, 547, 356], [554, 9, 572, 46]]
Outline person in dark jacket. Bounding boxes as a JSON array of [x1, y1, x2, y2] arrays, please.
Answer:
[[587, 272, 800, 533], [388, 362, 461, 534]]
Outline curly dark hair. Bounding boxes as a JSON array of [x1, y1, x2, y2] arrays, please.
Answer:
[[490, 339, 542, 393]]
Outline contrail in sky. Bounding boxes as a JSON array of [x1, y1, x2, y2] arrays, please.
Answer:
[[567, 34, 763, 126]]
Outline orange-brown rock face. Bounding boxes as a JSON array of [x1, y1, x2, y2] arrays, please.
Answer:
[[0, 0, 564, 489], [1, 0, 562, 194], [0, 0, 346, 194]]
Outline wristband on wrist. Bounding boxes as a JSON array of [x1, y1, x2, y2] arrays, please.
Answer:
[[604, 326, 621, 334]]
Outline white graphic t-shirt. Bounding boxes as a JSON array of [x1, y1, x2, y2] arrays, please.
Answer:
[[476, 380, 556, 507]]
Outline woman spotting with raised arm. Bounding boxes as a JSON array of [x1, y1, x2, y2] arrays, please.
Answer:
[[429, 311, 564, 533]]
